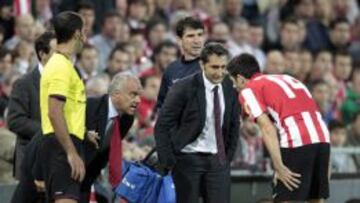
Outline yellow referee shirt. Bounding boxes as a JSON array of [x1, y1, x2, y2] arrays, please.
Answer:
[[40, 53, 86, 140]]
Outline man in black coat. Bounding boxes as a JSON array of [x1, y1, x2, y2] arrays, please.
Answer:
[[80, 72, 142, 203], [8, 31, 56, 203], [154, 43, 240, 203]]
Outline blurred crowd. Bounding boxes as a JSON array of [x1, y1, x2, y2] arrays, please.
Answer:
[[0, 0, 360, 184]]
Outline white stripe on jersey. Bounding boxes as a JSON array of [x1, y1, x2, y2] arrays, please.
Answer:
[[316, 112, 330, 143], [241, 88, 263, 118], [284, 116, 303, 147], [265, 75, 296, 98], [302, 112, 320, 144], [268, 107, 288, 148]]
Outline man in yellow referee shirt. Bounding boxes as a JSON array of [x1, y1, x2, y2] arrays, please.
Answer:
[[39, 11, 87, 203]]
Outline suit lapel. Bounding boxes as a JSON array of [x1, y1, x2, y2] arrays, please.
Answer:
[[222, 77, 232, 128], [98, 95, 109, 138], [32, 67, 41, 91], [195, 73, 206, 126]]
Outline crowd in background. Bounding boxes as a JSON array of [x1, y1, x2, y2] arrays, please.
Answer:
[[0, 0, 360, 184]]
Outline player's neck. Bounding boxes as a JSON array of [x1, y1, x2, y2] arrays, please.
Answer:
[[56, 43, 75, 60]]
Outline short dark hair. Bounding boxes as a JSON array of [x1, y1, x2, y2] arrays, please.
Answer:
[[76, 1, 95, 12], [308, 79, 328, 92], [52, 11, 83, 43], [328, 119, 346, 132], [281, 16, 299, 28], [200, 42, 229, 64], [227, 53, 260, 79], [151, 40, 179, 62], [175, 17, 204, 38], [108, 44, 128, 61], [330, 17, 349, 30], [34, 31, 56, 61], [0, 47, 11, 61], [102, 10, 122, 24]]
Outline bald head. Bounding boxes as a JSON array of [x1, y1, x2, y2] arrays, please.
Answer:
[[15, 14, 35, 42]]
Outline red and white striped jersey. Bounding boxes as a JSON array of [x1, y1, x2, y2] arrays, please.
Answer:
[[239, 74, 330, 148]]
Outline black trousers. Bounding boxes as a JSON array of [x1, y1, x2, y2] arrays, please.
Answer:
[[172, 153, 230, 203]]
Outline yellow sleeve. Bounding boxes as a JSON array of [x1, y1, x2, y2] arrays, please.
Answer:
[[47, 63, 72, 98]]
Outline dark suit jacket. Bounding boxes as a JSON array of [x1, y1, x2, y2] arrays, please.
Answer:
[[7, 67, 41, 178], [82, 94, 134, 191], [154, 72, 241, 167]]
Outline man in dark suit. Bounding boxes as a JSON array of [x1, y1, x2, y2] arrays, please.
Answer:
[[8, 31, 56, 203], [154, 43, 240, 203], [80, 72, 142, 203], [7, 31, 56, 179]]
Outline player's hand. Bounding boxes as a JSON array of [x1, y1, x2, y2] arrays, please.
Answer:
[[87, 130, 100, 149], [274, 165, 301, 191], [67, 151, 86, 182]]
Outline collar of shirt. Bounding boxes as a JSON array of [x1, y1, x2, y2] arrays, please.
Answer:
[[108, 97, 121, 120], [202, 72, 222, 92], [38, 63, 44, 75]]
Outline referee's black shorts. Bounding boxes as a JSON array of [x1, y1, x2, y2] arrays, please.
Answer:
[[39, 134, 85, 202], [273, 143, 330, 202]]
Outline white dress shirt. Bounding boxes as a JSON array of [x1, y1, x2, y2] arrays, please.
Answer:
[[182, 73, 225, 153]]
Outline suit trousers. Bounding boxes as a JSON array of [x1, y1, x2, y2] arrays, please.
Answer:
[[172, 153, 230, 203]]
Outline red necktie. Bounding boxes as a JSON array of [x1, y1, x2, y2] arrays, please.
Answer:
[[108, 117, 122, 188], [213, 86, 226, 165]]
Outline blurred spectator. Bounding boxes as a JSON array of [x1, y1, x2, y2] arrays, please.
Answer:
[[332, 51, 353, 119], [0, 2, 14, 41], [329, 120, 357, 173], [76, 1, 96, 38], [294, 0, 315, 20], [341, 68, 360, 123], [304, 0, 332, 53], [0, 128, 16, 184], [34, 0, 53, 25], [145, 18, 169, 55], [136, 75, 161, 141], [139, 40, 179, 78], [0, 47, 13, 80], [347, 112, 360, 170], [0, 70, 21, 119], [86, 74, 110, 97], [77, 43, 98, 82], [328, 18, 351, 53], [298, 49, 313, 82], [127, 0, 148, 31], [232, 118, 264, 172], [12, 40, 36, 74], [268, 16, 301, 52], [350, 16, 360, 64], [209, 20, 242, 57], [333, 0, 359, 24], [104, 44, 131, 78], [0, 25, 5, 46], [309, 80, 334, 124], [283, 50, 302, 79], [4, 14, 35, 50], [230, 17, 252, 54], [129, 30, 152, 74], [307, 50, 333, 83], [263, 50, 285, 74], [89, 10, 123, 71], [221, 0, 243, 25], [248, 20, 266, 70]]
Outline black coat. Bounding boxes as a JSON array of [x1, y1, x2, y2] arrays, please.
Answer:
[[154, 72, 241, 167], [7, 67, 41, 178]]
